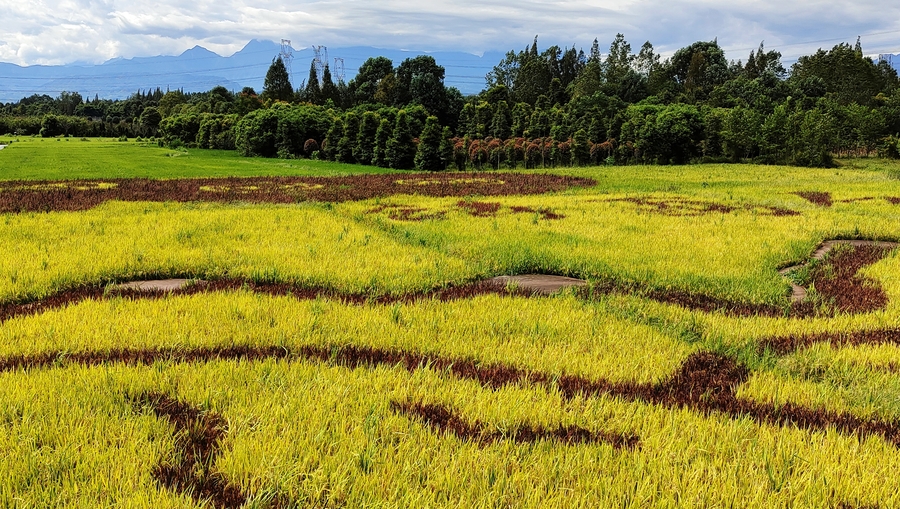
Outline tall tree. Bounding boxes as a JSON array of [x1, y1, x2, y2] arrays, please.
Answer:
[[605, 34, 633, 88], [348, 57, 394, 105], [668, 40, 731, 101], [336, 112, 358, 162], [303, 60, 320, 103], [634, 41, 660, 77], [490, 100, 512, 139], [262, 57, 293, 103], [372, 118, 392, 167], [415, 116, 444, 171], [439, 126, 454, 170], [321, 64, 339, 105], [386, 110, 416, 169], [323, 117, 343, 160], [790, 42, 898, 105], [354, 111, 380, 165]]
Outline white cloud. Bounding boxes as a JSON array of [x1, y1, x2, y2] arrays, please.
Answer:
[[0, 0, 898, 66]]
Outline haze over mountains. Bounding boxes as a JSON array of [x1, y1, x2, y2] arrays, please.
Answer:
[[0, 40, 503, 103]]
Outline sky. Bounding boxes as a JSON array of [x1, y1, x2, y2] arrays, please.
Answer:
[[1, 0, 899, 67]]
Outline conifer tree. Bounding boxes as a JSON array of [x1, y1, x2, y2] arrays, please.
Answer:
[[439, 126, 454, 171], [262, 57, 293, 103], [337, 112, 359, 162], [321, 64, 338, 105], [415, 116, 443, 171], [571, 128, 591, 166], [355, 111, 380, 165], [323, 117, 343, 161], [303, 60, 320, 103], [490, 100, 512, 139], [386, 110, 416, 169], [372, 118, 392, 167]]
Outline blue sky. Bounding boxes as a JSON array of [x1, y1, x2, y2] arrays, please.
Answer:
[[1, 0, 899, 66]]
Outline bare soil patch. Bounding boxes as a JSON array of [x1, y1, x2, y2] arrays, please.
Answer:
[[114, 279, 198, 292], [487, 274, 588, 295], [0, 173, 595, 213]]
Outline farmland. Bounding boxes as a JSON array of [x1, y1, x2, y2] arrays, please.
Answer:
[[2, 139, 900, 507]]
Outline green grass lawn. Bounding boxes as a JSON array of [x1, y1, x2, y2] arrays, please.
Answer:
[[0, 137, 393, 180]]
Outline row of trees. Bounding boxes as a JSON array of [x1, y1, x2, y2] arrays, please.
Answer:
[[2, 35, 899, 167]]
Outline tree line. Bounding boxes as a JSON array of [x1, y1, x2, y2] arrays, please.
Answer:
[[2, 35, 899, 167]]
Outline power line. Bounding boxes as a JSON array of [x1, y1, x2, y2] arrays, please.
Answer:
[[333, 57, 345, 82], [279, 39, 294, 83], [312, 45, 327, 83]]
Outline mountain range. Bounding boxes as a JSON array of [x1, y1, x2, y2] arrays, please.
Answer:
[[0, 40, 505, 103]]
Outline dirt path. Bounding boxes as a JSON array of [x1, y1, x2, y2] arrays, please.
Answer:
[[779, 240, 900, 302], [114, 279, 198, 291], [486, 274, 587, 295]]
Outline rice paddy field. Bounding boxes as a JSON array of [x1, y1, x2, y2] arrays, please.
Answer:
[[2, 138, 900, 508]]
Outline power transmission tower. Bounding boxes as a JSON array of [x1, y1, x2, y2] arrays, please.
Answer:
[[333, 57, 345, 82], [280, 39, 294, 82], [312, 45, 328, 83]]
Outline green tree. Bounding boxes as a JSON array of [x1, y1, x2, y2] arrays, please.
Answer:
[[323, 117, 343, 160], [236, 87, 262, 115], [415, 116, 444, 171], [139, 106, 162, 136], [790, 42, 899, 105], [485, 50, 520, 91], [474, 101, 493, 138], [459, 102, 477, 138], [511, 102, 532, 137], [372, 118, 392, 167], [335, 112, 358, 162], [490, 100, 512, 139], [439, 126, 454, 170], [157, 90, 186, 117], [604, 34, 633, 89], [386, 110, 416, 169], [527, 107, 550, 138], [234, 107, 279, 157], [721, 106, 763, 161], [668, 40, 731, 101], [789, 108, 836, 167], [571, 128, 591, 166], [355, 111, 380, 165], [302, 60, 320, 104], [321, 64, 339, 105], [263, 57, 294, 103], [348, 57, 393, 105], [39, 114, 63, 137], [571, 59, 603, 100]]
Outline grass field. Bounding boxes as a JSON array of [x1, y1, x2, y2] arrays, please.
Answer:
[[0, 137, 388, 180], [2, 139, 900, 507]]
